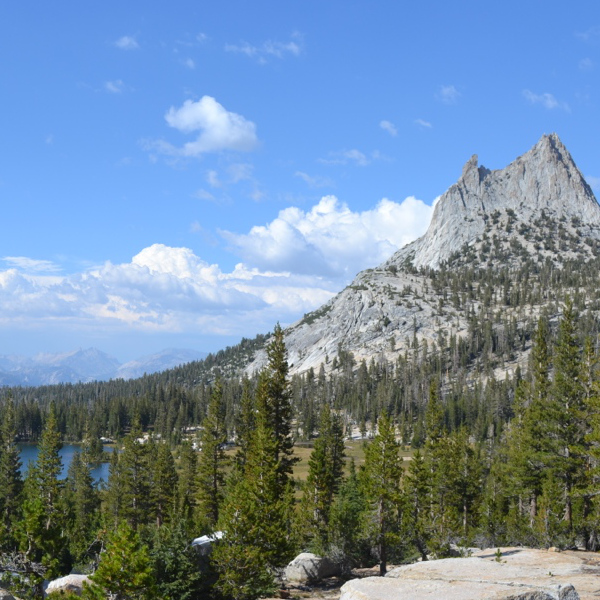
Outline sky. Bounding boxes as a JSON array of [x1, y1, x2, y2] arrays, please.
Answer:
[[1, 1, 599, 361]]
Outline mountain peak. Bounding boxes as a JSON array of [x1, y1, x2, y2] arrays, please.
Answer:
[[391, 134, 600, 269]]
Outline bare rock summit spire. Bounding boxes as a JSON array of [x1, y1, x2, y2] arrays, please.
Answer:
[[390, 133, 600, 269]]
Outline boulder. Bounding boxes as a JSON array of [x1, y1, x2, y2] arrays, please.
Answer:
[[0, 589, 15, 600], [284, 552, 341, 584], [45, 574, 90, 596], [339, 548, 600, 600]]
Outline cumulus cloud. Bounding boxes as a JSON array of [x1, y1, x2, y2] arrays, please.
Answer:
[[523, 90, 570, 112], [220, 195, 433, 279], [438, 85, 460, 104], [225, 32, 303, 63], [114, 36, 139, 50], [380, 120, 397, 136], [0, 196, 433, 347], [146, 96, 259, 157], [0, 245, 337, 340]]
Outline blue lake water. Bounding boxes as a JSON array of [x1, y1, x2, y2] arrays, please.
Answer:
[[18, 443, 112, 484]]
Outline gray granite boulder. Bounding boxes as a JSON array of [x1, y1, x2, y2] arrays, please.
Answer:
[[45, 574, 90, 596], [284, 552, 341, 584]]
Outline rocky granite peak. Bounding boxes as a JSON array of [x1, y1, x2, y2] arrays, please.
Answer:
[[390, 133, 600, 270], [244, 135, 600, 377]]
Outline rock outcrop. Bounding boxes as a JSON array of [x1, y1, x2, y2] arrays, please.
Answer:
[[45, 574, 90, 596], [340, 548, 600, 600], [284, 552, 341, 584]]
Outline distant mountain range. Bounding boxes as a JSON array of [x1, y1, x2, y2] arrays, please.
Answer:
[[0, 347, 207, 386]]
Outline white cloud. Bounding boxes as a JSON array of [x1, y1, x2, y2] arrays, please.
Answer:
[[114, 36, 139, 50], [2, 257, 61, 273], [295, 171, 334, 188], [0, 194, 434, 345], [320, 149, 375, 167], [576, 26, 600, 43], [225, 32, 303, 63], [438, 85, 460, 104], [220, 195, 433, 279], [523, 89, 570, 112], [193, 189, 217, 202], [206, 170, 222, 188], [380, 120, 397, 136], [147, 96, 259, 157], [183, 58, 195, 69], [579, 57, 593, 70], [415, 118, 432, 128], [104, 79, 125, 94]]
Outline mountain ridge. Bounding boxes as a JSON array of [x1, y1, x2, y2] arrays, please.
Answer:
[[0, 347, 208, 386], [243, 133, 600, 377]]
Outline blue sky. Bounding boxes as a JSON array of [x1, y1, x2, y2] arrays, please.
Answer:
[[1, 1, 599, 361]]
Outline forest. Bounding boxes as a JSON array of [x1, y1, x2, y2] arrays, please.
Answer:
[[2, 254, 600, 597]]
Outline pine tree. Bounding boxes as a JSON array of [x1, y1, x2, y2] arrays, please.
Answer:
[[260, 324, 298, 492], [197, 379, 228, 526], [148, 522, 206, 600], [65, 449, 100, 566], [118, 420, 152, 530], [213, 410, 295, 600], [234, 376, 255, 468], [328, 459, 368, 571], [548, 299, 585, 534], [404, 449, 431, 560], [20, 404, 70, 577], [0, 393, 23, 550], [298, 404, 345, 552], [176, 441, 199, 536], [150, 440, 178, 528], [360, 413, 403, 575], [82, 522, 156, 600]]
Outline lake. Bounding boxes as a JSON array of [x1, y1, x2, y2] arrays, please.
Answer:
[[18, 443, 112, 484]]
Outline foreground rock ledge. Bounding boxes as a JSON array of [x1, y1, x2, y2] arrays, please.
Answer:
[[340, 548, 600, 600]]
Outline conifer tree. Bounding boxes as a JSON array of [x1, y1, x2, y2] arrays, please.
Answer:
[[176, 441, 199, 536], [197, 378, 228, 526], [328, 459, 368, 571], [20, 404, 70, 577], [360, 413, 403, 575], [213, 407, 295, 600], [150, 440, 178, 528], [65, 449, 100, 566], [260, 324, 298, 492], [0, 393, 22, 550], [548, 299, 585, 533], [82, 522, 156, 600], [298, 404, 345, 552], [404, 449, 431, 560], [118, 419, 152, 530]]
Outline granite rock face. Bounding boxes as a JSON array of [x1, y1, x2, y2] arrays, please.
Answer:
[[245, 134, 600, 377], [393, 134, 600, 270], [339, 548, 599, 600], [284, 552, 341, 584]]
